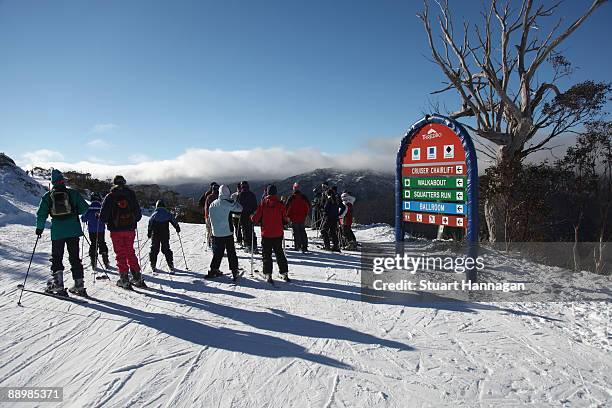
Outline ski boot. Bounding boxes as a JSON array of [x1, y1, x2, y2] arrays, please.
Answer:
[[117, 272, 132, 289], [265, 273, 273, 284], [68, 278, 88, 297], [150, 262, 157, 273], [231, 269, 240, 283], [331, 246, 341, 253], [130, 270, 147, 288], [46, 271, 68, 296], [168, 263, 175, 275], [280, 273, 291, 282]]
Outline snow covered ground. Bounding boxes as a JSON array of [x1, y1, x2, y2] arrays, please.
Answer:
[[0, 168, 610, 407]]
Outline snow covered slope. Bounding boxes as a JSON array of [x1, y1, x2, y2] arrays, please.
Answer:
[[0, 159, 46, 227], [0, 175, 610, 406]]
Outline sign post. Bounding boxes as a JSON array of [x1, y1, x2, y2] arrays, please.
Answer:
[[395, 114, 479, 281]]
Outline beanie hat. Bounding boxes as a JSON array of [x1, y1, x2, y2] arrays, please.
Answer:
[[211, 181, 219, 188], [292, 182, 300, 191], [113, 175, 126, 185], [266, 184, 277, 196], [51, 169, 64, 185]]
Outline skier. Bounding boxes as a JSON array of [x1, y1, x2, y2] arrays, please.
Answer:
[[100, 175, 144, 289], [286, 182, 310, 253], [81, 192, 110, 269], [35, 169, 90, 296], [237, 180, 258, 254], [340, 191, 357, 250], [204, 183, 220, 248], [148, 200, 180, 272], [199, 182, 219, 248], [320, 189, 342, 252], [230, 184, 243, 246], [207, 185, 243, 281], [251, 184, 290, 283]]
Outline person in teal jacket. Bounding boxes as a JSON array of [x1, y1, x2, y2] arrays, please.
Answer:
[[36, 169, 89, 296]]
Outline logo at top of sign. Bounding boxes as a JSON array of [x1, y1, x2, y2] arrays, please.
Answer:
[[423, 128, 442, 140], [427, 146, 437, 160], [412, 148, 421, 161], [444, 145, 454, 158]]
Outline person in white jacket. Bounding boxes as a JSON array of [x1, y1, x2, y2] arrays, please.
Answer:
[[207, 185, 243, 281]]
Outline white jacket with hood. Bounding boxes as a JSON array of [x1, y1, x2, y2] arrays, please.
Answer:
[[209, 185, 243, 237]]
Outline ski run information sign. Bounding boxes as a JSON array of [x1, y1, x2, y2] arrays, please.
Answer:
[[395, 115, 478, 242]]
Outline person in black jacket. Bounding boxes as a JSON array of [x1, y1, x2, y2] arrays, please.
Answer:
[[100, 175, 144, 288], [320, 190, 342, 252], [237, 181, 259, 253], [148, 200, 180, 272]]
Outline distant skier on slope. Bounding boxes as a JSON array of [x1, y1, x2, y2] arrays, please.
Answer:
[[100, 175, 144, 289], [36, 169, 90, 296], [81, 192, 110, 269], [208, 185, 243, 282], [237, 181, 259, 254], [251, 184, 290, 283], [148, 200, 180, 273], [286, 182, 310, 253], [340, 191, 357, 250]]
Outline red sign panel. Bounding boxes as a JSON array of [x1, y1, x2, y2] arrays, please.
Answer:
[[402, 123, 466, 165], [403, 211, 466, 228]]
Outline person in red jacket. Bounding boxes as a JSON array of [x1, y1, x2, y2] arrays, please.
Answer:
[[286, 182, 311, 253], [251, 184, 289, 283]]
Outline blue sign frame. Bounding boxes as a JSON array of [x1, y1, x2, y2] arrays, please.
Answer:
[[395, 115, 479, 280]]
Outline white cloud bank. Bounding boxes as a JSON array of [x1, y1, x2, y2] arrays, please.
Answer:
[[20, 144, 398, 185], [21, 149, 65, 164]]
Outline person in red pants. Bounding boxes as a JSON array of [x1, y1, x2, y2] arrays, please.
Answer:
[[100, 175, 144, 289]]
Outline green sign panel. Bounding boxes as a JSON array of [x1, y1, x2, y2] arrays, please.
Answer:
[[404, 189, 465, 202], [403, 176, 465, 189]]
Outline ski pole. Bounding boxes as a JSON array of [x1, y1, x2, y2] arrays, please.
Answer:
[[81, 223, 85, 258], [17, 236, 40, 306], [177, 232, 189, 270], [250, 223, 255, 275]]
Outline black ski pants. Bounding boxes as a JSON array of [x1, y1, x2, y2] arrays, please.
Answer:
[[51, 237, 84, 280], [150, 236, 174, 267], [261, 237, 288, 276], [211, 235, 238, 271]]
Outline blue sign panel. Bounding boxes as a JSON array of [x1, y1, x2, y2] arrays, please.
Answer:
[[403, 200, 465, 215]]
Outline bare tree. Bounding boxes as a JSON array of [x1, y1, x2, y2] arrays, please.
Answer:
[[418, 0, 610, 242]]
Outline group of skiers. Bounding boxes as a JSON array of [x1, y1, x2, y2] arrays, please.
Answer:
[[34, 170, 358, 296]]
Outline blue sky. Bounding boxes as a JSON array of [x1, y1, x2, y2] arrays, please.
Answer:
[[0, 0, 610, 183]]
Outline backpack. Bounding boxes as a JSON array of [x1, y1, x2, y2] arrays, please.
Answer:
[[113, 190, 135, 228], [49, 190, 74, 219]]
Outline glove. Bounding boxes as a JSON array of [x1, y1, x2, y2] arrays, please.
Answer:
[[35, 228, 43, 237]]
